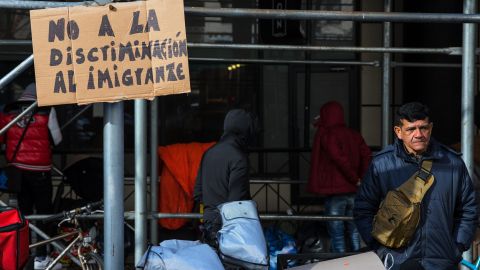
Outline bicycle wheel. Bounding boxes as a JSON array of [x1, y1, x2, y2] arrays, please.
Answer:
[[80, 252, 103, 270]]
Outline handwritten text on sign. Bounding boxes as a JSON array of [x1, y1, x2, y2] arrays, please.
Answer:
[[30, 0, 190, 106]]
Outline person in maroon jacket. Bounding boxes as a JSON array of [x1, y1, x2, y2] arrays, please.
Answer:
[[308, 101, 371, 252]]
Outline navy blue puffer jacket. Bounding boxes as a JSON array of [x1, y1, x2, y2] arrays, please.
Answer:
[[354, 138, 478, 270]]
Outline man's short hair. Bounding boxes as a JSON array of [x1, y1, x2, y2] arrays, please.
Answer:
[[395, 102, 431, 126]]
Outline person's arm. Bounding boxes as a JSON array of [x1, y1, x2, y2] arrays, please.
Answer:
[[321, 131, 358, 185], [193, 162, 203, 203], [353, 163, 382, 249], [358, 136, 372, 179], [227, 154, 250, 202], [453, 162, 478, 251], [48, 108, 62, 146]]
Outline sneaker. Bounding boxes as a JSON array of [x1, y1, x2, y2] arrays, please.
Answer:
[[34, 256, 63, 270]]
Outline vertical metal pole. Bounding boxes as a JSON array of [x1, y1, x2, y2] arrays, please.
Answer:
[[461, 0, 477, 268], [150, 98, 159, 244], [0, 54, 33, 90], [382, 0, 392, 147], [104, 102, 125, 270], [304, 0, 313, 148], [135, 99, 147, 266]]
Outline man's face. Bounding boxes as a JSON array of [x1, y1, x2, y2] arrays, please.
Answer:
[[394, 118, 433, 156]]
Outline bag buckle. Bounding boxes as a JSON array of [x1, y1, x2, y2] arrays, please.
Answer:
[[417, 168, 432, 181]]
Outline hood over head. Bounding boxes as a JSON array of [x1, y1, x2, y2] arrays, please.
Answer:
[[315, 101, 345, 128], [18, 83, 37, 102], [223, 109, 257, 147]]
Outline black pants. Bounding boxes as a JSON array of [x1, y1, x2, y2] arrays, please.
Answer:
[[16, 169, 53, 257]]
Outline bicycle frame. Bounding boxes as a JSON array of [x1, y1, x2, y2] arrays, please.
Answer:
[[29, 225, 101, 270], [29, 201, 104, 270], [46, 232, 84, 270]]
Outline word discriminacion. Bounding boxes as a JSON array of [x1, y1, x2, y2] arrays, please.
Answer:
[[46, 8, 189, 93]]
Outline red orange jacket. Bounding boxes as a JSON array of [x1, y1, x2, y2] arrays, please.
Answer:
[[158, 142, 215, 229]]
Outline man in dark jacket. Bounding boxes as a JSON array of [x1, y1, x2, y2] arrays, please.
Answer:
[[353, 102, 477, 270], [193, 109, 257, 246]]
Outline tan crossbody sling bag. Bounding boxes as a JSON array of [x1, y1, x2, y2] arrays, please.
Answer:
[[371, 160, 434, 249]]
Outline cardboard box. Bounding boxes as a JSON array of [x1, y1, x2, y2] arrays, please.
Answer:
[[288, 252, 384, 270]]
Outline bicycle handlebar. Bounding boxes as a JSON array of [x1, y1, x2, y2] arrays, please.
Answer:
[[43, 200, 103, 223]]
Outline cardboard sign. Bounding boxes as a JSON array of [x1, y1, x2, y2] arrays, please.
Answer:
[[30, 0, 190, 106]]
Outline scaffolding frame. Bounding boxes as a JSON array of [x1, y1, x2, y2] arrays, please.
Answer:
[[0, 1, 477, 269]]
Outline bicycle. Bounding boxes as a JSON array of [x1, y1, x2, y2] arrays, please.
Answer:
[[29, 201, 104, 270]]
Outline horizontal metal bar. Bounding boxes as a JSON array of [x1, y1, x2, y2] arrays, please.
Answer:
[[190, 57, 379, 66], [0, 40, 32, 46], [27, 212, 353, 221], [0, 0, 89, 9], [392, 61, 480, 68], [185, 7, 480, 23], [52, 175, 307, 185], [3, 2, 480, 23], [0, 39, 461, 55], [190, 43, 461, 55], [250, 179, 308, 184]]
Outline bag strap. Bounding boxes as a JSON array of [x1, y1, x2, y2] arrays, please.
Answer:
[[417, 160, 433, 181], [7, 113, 34, 164], [397, 159, 435, 204]]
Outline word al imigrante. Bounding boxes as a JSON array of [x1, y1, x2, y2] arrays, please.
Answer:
[[46, 9, 188, 93]]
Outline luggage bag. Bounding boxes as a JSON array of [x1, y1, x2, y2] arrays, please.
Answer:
[[0, 206, 29, 270], [217, 200, 269, 270]]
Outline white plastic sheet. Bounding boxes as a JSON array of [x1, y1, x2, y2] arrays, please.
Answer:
[[136, 239, 225, 270]]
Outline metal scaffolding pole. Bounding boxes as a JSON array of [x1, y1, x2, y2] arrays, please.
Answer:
[[189, 43, 462, 54], [0, 101, 37, 136], [189, 58, 380, 66], [60, 104, 92, 130], [382, 0, 392, 147], [150, 98, 159, 245], [134, 99, 147, 265], [0, 39, 464, 55], [0, 0, 89, 8], [461, 0, 477, 268], [0, 40, 31, 46], [184, 7, 480, 23], [0, 54, 33, 90], [392, 61, 480, 68], [28, 212, 354, 222], [3, 1, 480, 23], [148, 213, 353, 221], [104, 102, 124, 270]]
